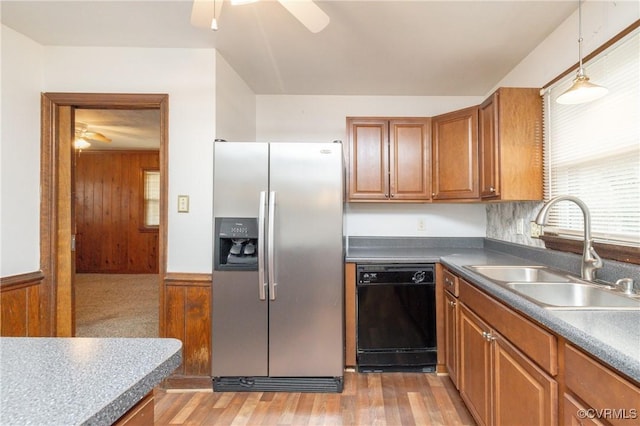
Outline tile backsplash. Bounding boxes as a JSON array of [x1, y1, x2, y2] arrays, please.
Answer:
[[486, 201, 545, 248]]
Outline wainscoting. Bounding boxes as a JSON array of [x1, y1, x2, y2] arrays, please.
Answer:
[[0, 271, 49, 336]]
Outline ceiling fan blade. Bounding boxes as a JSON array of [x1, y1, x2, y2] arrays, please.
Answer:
[[278, 0, 329, 33], [191, 0, 223, 29], [84, 132, 112, 143]]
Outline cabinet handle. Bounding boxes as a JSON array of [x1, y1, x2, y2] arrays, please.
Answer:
[[448, 300, 456, 307], [489, 187, 496, 193], [482, 331, 496, 342]]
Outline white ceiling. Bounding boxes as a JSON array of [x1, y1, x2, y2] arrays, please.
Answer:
[[2, 0, 579, 149], [75, 109, 160, 151], [2, 0, 578, 96]]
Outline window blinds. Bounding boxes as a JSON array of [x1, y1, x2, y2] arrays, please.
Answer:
[[543, 27, 640, 246]]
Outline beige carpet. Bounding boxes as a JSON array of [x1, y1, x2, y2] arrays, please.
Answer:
[[75, 274, 159, 338]]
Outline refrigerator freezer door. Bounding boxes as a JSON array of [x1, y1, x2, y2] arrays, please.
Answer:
[[267, 142, 344, 377], [212, 142, 269, 377]]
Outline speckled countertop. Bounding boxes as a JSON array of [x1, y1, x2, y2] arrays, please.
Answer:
[[0, 337, 182, 426], [346, 237, 640, 383]]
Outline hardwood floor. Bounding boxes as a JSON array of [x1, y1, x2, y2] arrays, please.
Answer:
[[154, 371, 475, 425]]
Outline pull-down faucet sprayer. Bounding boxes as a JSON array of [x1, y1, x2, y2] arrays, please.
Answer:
[[535, 195, 603, 282]]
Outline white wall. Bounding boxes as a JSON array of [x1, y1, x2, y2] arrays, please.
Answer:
[[0, 26, 44, 277], [215, 51, 256, 142], [256, 92, 488, 237], [485, 0, 639, 247], [43, 46, 216, 273]]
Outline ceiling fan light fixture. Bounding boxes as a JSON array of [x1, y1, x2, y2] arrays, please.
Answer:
[[557, 0, 607, 105], [74, 138, 91, 150]]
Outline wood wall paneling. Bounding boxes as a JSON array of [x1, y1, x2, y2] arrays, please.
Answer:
[[163, 274, 212, 380], [75, 151, 159, 273], [0, 272, 45, 336]]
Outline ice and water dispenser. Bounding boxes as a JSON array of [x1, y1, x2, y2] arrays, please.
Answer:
[[214, 218, 259, 270]]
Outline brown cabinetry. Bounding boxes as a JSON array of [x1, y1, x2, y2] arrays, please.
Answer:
[[347, 117, 431, 201], [563, 343, 640, 426], [478, 87, 542, 200], [458, 277, 557, 426], [345, 263, 357, 367], [431, 106, 479, 200], [443, 269, 460, 388]]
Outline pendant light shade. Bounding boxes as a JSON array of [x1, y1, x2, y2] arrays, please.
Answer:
[[556, 72, 608, 105], [556, 0, 608, 105]]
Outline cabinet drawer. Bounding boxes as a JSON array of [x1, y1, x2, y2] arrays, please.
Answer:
[[563, 393, 605, 426], [459, 278, 557, 375], [565, 344, 640, 426], [443, 269, 459, 297]]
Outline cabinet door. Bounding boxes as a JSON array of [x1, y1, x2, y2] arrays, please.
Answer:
[[459, 303, 492, 426], [563, 394, 605, 426], [493, 333, 558, 426], [431, 106, 479, 200], [444, 290, 459, 389], [388, 118, 431, 200], [347, 118, 389, 200], [479, 93, 499, 199]]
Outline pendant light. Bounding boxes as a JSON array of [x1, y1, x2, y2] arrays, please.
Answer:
[[210, 0, 218, 31], [556, 0, 608, 104]]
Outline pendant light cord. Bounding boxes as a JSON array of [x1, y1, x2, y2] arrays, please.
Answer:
[[577, 0, 585, 77]]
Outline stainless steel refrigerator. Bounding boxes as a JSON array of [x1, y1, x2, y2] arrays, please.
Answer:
[[212, 141, 344, 392]]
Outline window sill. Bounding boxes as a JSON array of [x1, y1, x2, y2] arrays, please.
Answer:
[[540, 235, 639, 265]]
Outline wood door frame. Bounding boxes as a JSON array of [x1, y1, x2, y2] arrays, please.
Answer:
[[41, 93, 169, 336]]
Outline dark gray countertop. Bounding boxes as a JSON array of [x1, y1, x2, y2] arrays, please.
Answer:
[[0, 337, 182, 425], [346, 237, 640, 383]]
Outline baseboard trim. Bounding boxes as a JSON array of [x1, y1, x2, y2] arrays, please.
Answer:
[[161, 375, 213, 390]]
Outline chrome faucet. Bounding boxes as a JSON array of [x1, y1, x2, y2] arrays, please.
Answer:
[[535, 195, 603, 281]]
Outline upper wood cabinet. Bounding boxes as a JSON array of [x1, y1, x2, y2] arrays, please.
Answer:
[[479, 87, 542, 200], [431, 106, 479, 201], [347, 117, 430, 201]]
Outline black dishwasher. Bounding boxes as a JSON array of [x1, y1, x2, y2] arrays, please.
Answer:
[[356, 264, 437, 372]]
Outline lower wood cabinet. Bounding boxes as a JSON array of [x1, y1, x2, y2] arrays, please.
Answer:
[[444, 290, 459, 389], [459, 301, 558, 426], [114, 392, 154, 426], [442, 267, 640, 426], [459, 303, 493, 425], [563, 343, 640, 426]]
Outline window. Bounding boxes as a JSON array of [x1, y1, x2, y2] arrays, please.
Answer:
[[143, 169, 160, 228], [542, 27, 640, 248]]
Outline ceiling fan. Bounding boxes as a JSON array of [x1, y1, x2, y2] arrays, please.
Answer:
[[75, 122, 111, 149], [191, 0, 330, 33]]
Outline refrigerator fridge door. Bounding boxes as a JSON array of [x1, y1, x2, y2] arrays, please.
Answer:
[[212, 142, 269, 377], [267, 142, 344, 377]]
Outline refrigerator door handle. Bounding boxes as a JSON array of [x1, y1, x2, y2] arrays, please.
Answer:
[[258, 191, 267, 301], [268, 191, 277, 300]]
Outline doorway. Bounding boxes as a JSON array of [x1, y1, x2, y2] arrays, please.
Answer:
[[73, 108, 161, 337], [40, 93, 168, 337]]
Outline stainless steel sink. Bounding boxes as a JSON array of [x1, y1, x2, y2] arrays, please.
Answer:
[[466, 265, 572, 283], [505, 282, 640, 310]]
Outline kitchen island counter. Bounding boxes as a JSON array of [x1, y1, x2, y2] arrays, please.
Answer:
[[0, 337, 182, 425], [346, 237, 640, 383]]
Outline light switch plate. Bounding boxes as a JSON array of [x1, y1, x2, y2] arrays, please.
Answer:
[[177, 195, 189, 213]]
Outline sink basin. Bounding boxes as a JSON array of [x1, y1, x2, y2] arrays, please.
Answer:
[[466, 265, 572, 283], [505, 282, 640, 310]]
